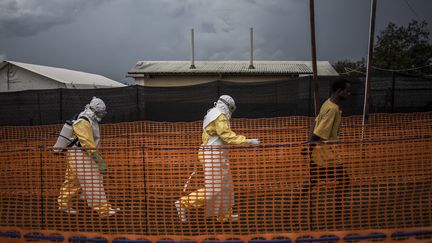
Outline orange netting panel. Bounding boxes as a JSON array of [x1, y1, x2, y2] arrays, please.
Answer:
[[0, 112, 431, 241]]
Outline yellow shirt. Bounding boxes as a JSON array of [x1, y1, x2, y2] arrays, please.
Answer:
[[202, 114, 248, 145], [313, 99, 342, 140], [73, 119, 96, 153]]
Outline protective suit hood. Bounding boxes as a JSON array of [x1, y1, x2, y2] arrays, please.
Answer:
[[73, 97, 106, 147], [81, 97, 107, 123], [203, 95, 236, 128]]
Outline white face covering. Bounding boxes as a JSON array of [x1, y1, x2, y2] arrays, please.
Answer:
[[203, 95, 236, 128], [83, 97, 107, 122], [215, 101, 231, 119], [82, 107, 97, 121]]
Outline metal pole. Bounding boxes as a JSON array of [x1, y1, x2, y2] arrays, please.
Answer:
[[136, 85, 140, 120], [190, 29, 196, 69], [59, 88, 63, 122], [249, 27, 255, 69], [391, 71, 395, 113], [361, 0, 377, 139], [308, 76, 312, 116], [39, 147, 45, 230], [309, 0, 319, 116], [7, 63, 10, 91]]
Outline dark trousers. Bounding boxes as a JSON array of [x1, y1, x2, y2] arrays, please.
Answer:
[[310, 162, 350, 189], [298, 143, 351, 206], [298, 144, 351, 229]]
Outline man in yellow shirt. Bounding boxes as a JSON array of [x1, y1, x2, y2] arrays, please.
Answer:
[[309, 78, 351, 194], [175, 95, 260, 222], [56, 97, 119, 217]]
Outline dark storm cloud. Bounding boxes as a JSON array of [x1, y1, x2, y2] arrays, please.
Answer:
[[0, 0, 431, 82], [0, 0, 111, 37], [201, 22, 216, 34]]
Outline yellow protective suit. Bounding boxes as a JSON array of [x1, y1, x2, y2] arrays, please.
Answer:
[[179, 113, 249, 222], [57, 118, 116, 217]]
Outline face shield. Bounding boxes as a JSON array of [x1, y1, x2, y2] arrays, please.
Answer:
[[90, 107, 107, 119]]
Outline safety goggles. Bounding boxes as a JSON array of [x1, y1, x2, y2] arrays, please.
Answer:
[[219, 98, 236, 113], [90, 107, 107, 118]]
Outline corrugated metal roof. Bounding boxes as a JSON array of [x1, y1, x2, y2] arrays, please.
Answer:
[[4, 60, 126, 87], [128, 61, 339, 76]]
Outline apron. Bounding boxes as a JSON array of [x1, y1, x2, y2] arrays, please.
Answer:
[[200, 135, 234, 217], [67, 149, 109, 208]]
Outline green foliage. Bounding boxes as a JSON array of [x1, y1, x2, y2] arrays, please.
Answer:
[[373, 20, 432, 74], [333, 20, 432, 76]]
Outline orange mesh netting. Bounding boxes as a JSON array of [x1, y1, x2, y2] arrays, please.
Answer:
[[0, 112, 431, 242]]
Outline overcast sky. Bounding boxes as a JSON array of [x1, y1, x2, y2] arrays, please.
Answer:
[[1, 0, 431, 83]]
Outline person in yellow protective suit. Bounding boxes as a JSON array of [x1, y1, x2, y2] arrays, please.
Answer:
[[57, 97, 120, 217], [175, 95, 260, 222]]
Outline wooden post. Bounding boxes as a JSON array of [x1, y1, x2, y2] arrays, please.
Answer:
[[309, 0, 319, 116]]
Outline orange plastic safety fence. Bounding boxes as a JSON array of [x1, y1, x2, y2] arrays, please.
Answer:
[[0, 112, 431, 242]]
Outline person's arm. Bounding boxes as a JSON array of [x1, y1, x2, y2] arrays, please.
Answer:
[[214, 114, 249, 144], [309, 120, 322, 141]]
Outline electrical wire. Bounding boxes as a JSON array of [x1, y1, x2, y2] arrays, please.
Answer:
[[402, 0, 423, 22], [372, 63, 432, 72], [337, 63, 432, 75]]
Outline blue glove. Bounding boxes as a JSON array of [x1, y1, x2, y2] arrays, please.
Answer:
[[91, 151, 107, 174]]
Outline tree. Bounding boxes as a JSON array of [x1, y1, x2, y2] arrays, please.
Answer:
[[332, 59, 366, 76], [373, 20, 432, 75]]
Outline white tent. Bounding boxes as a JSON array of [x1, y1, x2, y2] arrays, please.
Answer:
[[0, 60, 125, 92]]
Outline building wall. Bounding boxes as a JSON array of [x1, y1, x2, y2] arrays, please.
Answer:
[[135, 75, 299, 87], [0, 65, 65, 92]]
